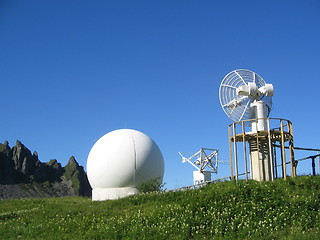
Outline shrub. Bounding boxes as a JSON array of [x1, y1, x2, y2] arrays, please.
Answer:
[[137, 177, 166, 193]]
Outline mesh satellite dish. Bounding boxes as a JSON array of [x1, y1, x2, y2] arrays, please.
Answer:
[[219, 69, 298, 183], [219, 69, 276, 181], [219, 69, 274, 126]]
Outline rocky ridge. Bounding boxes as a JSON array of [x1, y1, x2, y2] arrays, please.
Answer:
[[0, 140, 91, 199]]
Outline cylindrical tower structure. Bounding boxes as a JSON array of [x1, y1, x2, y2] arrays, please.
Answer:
[[249, 101, 273, 181]]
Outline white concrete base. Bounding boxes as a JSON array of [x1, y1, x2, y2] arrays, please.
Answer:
[[193, 171, 211, 185], [250, 140, 272, 181], [92, 187, 139, 201]]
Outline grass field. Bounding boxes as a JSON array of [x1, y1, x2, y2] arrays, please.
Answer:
[[1, 175, 320, 239]]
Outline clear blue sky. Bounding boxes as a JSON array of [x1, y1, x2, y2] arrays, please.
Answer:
[[1, 1, 320, 189]]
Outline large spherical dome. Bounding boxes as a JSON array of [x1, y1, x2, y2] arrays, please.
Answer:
[[87, 129, 164, 198]]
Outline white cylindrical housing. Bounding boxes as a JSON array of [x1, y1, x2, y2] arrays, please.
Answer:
[[249, 101, 272, 181], [87, 129, 165, 200], [250, 100, 268, 132]]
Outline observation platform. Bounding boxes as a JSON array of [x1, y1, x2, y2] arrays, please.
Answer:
[[230, 130, 292, 143]]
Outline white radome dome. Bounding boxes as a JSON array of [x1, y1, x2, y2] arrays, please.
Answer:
[[87, 129, 164, 200]]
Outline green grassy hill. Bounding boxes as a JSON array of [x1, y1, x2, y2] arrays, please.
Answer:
[[1, 176, 320, 239]]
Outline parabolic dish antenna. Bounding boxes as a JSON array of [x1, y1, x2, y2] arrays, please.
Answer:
[[219, 69, 273, 122]]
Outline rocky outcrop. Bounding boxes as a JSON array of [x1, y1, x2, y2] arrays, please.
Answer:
[[63, 156, 91, 196], [0, 141, 14, 178], [0, 141, 92, 199], [34, 159, 64, 183], [12, 140, 39, 175]]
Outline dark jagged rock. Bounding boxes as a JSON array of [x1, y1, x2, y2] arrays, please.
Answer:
[[0, 140, 91, 199], [12, 140, 39, 176], [48, 159, 64, 179], [0, 141, 14, 182], [0, 141, 12, 158], [0, 141, 13, 173], [63, 156, 91, 196], [34, 159, 64, 183]]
